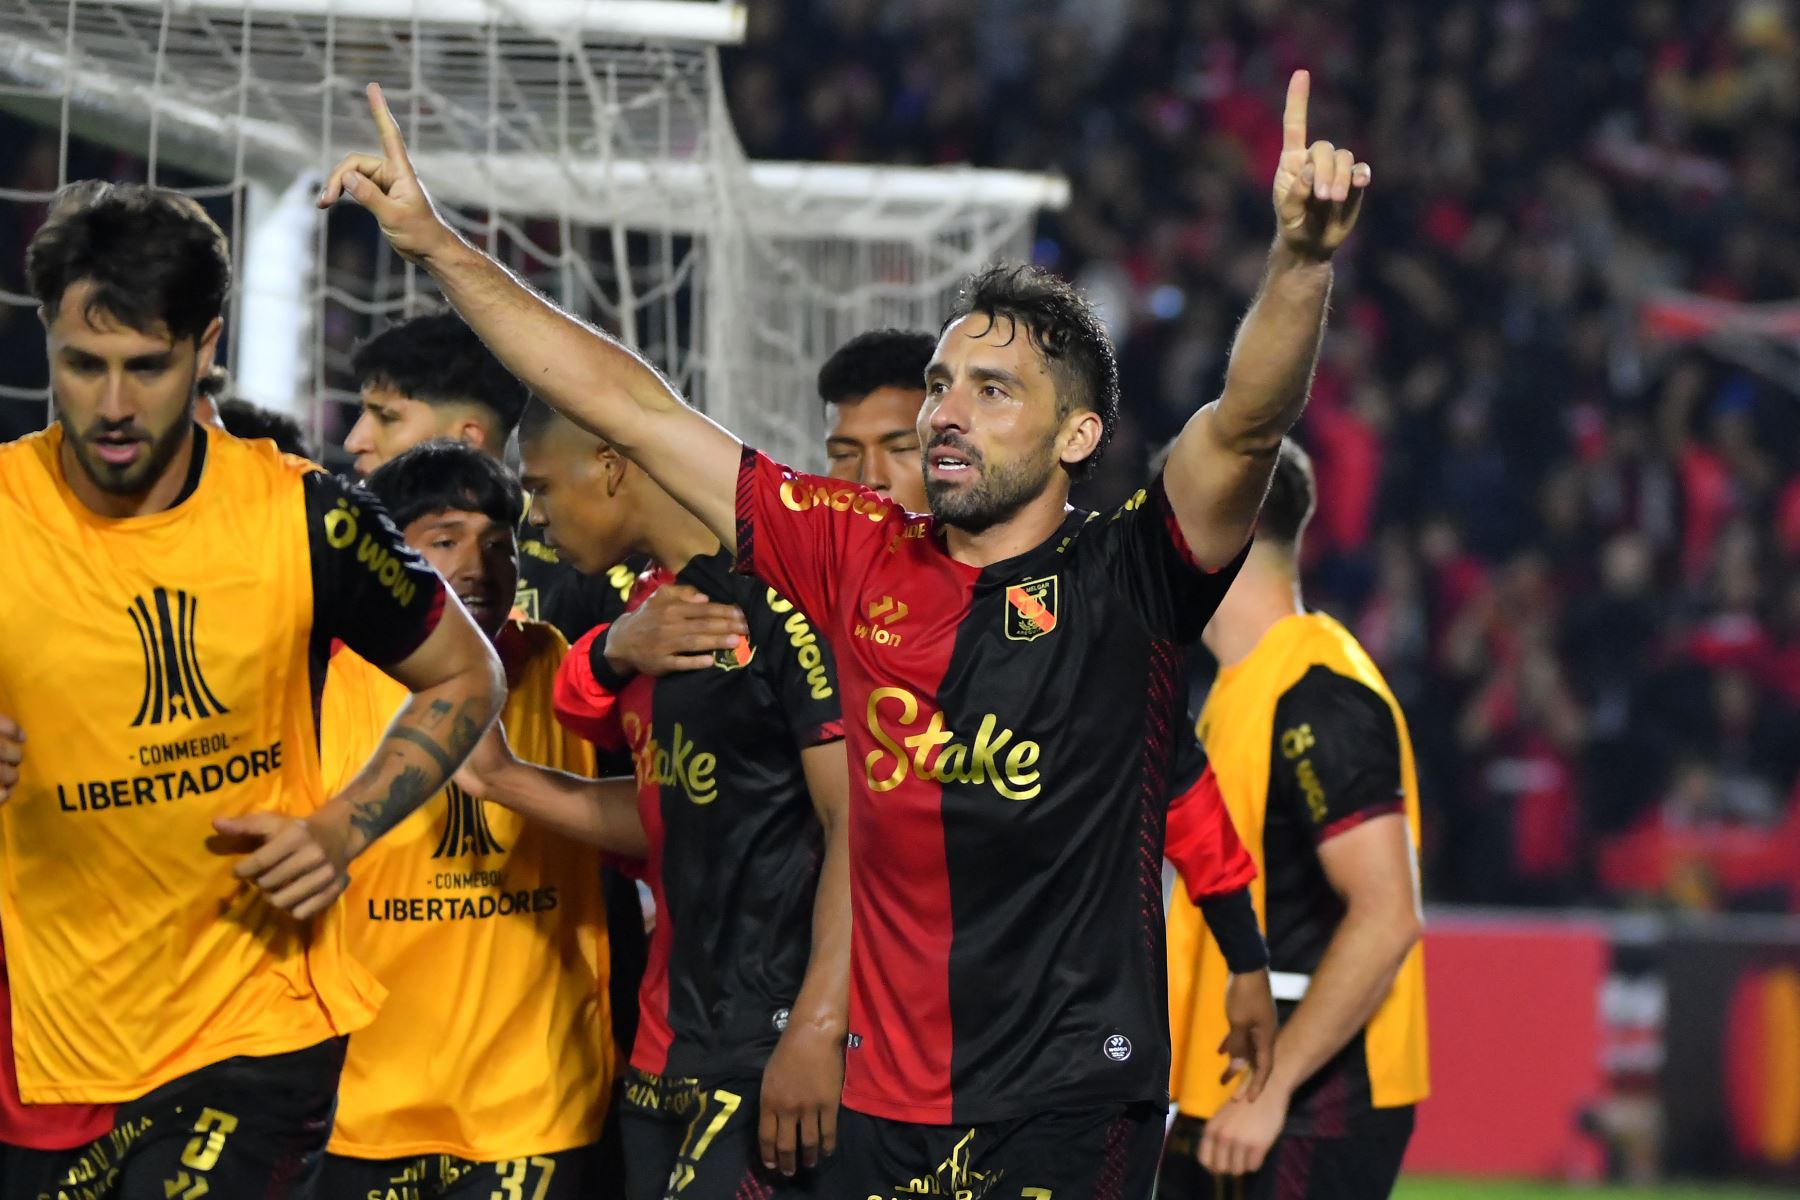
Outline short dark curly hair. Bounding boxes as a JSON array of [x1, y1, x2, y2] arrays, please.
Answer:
[[941, 264, 1120, 482], [352, 312, 529, 436], [364, 439, 525, 532], [26, 181, 231, 344], [817, 329, 936, 407]]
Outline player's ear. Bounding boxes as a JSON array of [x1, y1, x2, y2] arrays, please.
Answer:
[[452, 419, 490, 453], [596, 444, 627, 497], [1058, 407, 1103, 470], [195, 317, 224, 373]]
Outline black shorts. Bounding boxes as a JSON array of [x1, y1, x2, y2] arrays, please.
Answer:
[[0, 1141, 84, 1199], [5, 1038, 344, 1200], [1157, 1107, 1415, 1200], [831, 1100, 1165, 1199], [617, 1066, 813, 1200], [318, 1142, 599, 1199]]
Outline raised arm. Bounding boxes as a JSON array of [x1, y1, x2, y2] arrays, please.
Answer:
[[320, 83, 742, 551], [1163, 70, 1371, 568]]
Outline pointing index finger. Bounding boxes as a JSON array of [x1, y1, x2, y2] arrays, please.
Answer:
[[366, 82, 413, 168], [1283, 69, 1310, 153]]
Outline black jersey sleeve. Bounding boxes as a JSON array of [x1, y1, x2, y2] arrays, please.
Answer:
[[751, 581, 845, 748], [1093, 473, 1250, 643], [304, 471, 446, 666], [1268, 665, 1405, 844], [1169, 727, 1208, 796]]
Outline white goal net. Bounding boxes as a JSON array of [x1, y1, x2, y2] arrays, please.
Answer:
[[0, 0, 1066, 467]]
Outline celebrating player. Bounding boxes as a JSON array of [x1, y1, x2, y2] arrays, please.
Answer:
[[458, 396, 850, 1198], [0, 181, 504, 1198], [1161, 441, 1428, 1199], [315, 441, 614, 1199], [813, 328, 1279, 1088], [323, 66, 1365, 1188]]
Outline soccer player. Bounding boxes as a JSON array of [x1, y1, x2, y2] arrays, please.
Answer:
[[1160, 441, 1428, 1199], [817, 334, 1276, 1053], [819, 329, 935, 503], [0, 181, 504, 1198], [459, 396, 849, 1198], [315, 441, 613, 1199], [325, 67, 1366, 1188], [344, 310, 632, 637]]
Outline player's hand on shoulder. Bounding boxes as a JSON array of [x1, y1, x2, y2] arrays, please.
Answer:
[[759, 1021, 844, 1176], [213, 811, 353, 921], [1198, 1075, 1290, 1177], [0, 714, 23, 805], [454, 719, 518, 799], [318, 82, 454, 264], [1221, 967, 1277, 1101], [1271, 70, 1371, 261], [605, 584, 749, 678]]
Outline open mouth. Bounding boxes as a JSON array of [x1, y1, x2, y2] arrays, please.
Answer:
[[91, 433, 146, 467], [928, 447, 977, 479], [458, 591, 502, 622]]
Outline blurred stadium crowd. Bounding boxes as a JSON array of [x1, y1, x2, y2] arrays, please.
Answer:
[[728, 0, 1800, 912], [2, 0, 1797, 913]]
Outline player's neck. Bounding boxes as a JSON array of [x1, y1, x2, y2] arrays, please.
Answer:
[[639, 498, 720, 576], [940, 489, 1071, 569], [1203, 554, 1303, 669], [59, 423, 198, 520]]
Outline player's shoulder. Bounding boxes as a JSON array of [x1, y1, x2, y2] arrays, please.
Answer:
[[759, 453, 907, 528], [0, 429, 57, 500], [1280, 614, 1397, 697], [211, 425, 320, 483], [1271, 662, 1397, 753], [497, 617, 571, 686], [0, 426, 54, 465]]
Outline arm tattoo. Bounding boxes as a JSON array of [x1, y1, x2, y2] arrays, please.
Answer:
[[389, 725, 457, 777], [349, 764, 433, 846], [420, 698, 454, 729], [450, 704, 484, 761], [350, 700, 494, 849]]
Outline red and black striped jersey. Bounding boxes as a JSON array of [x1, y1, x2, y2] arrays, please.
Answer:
[[567, 549, 844, 1080], [734, 448, 1247, 1124]]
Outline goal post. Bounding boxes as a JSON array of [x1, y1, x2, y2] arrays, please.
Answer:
[[0, 0, 1067, 469]]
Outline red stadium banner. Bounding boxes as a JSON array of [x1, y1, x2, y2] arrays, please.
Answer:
[[1405, 914, 1610, 1178]]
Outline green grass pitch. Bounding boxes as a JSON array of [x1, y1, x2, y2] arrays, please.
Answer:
[[1395, 1180, 1786, 1200]]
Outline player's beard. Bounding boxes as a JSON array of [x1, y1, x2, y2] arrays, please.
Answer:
[[924, 430, 1062, 534], [61, 370, 200, 499]]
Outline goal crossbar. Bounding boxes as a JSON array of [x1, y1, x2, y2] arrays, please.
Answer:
[[104, 0, 748, 43], [1, 33, 1069, 237]]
